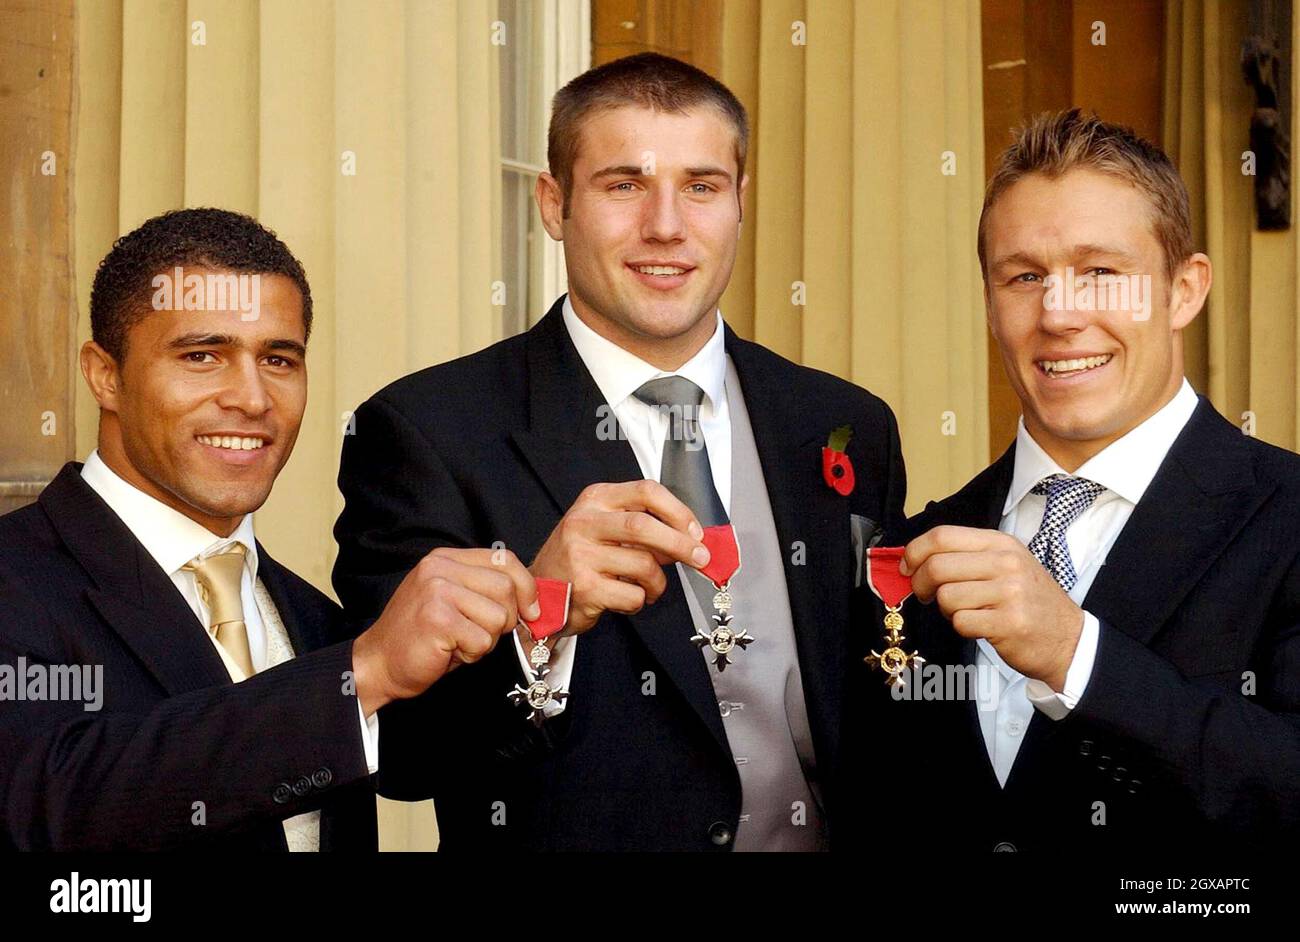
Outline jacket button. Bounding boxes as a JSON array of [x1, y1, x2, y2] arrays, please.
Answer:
[[708, 822, 733, 846], [291, 776, 312, 797], [272, 782, 292, 804], [1128, 778, 1142, 795], [311, 768, 333, 789], [1078, 739, 1094, 758], [1096, 754, 1111, 771], [1112, 766, 1127, 783], [993, 841, 1017, 852]]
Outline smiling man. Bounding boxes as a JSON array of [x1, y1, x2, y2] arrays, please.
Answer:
[[333, 53, 906, 851], [879, 110, 1300, 854], [0, 209, 536, 850]]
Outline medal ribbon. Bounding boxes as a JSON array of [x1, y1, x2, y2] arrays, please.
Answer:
[[699, 524, 741, 589], [522, 579, 572, 640], [865, 546, 912, 608]]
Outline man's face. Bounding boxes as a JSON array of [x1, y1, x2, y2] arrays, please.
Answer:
[[983, 168, 1204, 466], [87, 270, 308, 535], [538, 105, 746, 364]]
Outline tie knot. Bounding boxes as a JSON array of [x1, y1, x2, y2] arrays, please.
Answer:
[[1030, 474, 1104, 521], [633, 376, 706, 410], [183, 543, 247, 627]]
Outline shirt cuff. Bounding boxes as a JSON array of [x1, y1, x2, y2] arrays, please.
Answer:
[[1026, 611, 1099, 721], [511, 630, 576, 718], [356, 699, 380, 774]]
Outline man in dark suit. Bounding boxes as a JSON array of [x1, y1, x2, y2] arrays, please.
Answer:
[[876, 110, 1300, 854], [334, 54, 906, 851], [0, 209, 536, 851]]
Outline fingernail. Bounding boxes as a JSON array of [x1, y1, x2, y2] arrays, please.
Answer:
[[898, 559, 911, 576], [688, 520, 704, 540], [526, 602, 541, 621], [693, 545, 711, 566]]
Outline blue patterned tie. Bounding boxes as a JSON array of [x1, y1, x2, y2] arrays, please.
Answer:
[[1026, 474, 1105, 592]]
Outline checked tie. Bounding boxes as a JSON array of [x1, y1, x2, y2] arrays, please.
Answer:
[[1026, 474, 1105, 592]]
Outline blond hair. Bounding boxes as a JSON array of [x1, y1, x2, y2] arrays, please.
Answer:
[[978, 108, 1194, 281]]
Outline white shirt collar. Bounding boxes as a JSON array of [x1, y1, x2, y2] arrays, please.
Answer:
[[561, 295, 727, 411], [1005, 378, 1200, 514], [81, 449, 259, 578]]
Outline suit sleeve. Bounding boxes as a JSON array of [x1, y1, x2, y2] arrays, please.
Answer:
[[1072, 563, 1300, 835], [880, 399, 907, 534], [0, 574, 371, 851], [333, 395, 563, 803]]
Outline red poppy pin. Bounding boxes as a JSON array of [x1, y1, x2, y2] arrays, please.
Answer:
[[822, 425, 855, 496]]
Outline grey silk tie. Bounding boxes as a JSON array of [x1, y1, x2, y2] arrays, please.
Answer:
[[634, 376, 729, 622], [633, 376, 727, 526]]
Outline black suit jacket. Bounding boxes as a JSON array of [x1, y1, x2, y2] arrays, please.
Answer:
[[871, 398, 1300, 854], [333, 297, 906, 851], [0, 464, 378, 851]]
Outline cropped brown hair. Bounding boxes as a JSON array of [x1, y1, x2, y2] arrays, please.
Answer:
[[547, 52, 749, 216], [978, 108, 1194, 282]]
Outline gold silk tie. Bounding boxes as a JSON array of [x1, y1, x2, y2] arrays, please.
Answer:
[[183, 543, 255, 679]]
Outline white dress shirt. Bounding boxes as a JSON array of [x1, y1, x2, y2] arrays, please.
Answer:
[[978, 379, 1199, 786], [80, 450, 378, 848], [513, 297, 730, 713]]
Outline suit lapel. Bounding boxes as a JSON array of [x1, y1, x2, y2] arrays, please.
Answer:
[[723, 330, 858, 780], [915, 446, 1016, 792], [256, 546, 324, 655], [1081, 399, 1273, 645], [39, 464, 232, 696], [509, 300, 731, 756]]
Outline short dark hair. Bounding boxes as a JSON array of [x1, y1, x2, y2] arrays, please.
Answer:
[[547, 52, 749, 215], [89, 207, 313, 362], [979, 108, 1194, 282]]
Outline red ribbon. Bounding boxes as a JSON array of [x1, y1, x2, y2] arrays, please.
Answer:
[[699, 524, 741, 588], [865, 546, 912, 608], [522, 579, 572, 639]]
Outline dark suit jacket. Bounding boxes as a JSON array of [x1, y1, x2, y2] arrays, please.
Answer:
[[0, 464, 378, 851], [333, 297, 906, 851], [869, 398, 1300, 854]]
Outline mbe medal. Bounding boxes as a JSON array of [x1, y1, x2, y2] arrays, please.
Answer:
[[507, 578, 572, 726], [689, 524, 754, 672], [863, 546, 923, 686]]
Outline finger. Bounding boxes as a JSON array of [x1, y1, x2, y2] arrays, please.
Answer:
[[576, 574, 648, 618], [430, 545, 539, 617], [438, 579, 515, 636], [447, 619, 498, 665], [589, 480, 704, 541], [950, 607, 998, 639], [424, 556, 521, 626], [590, 511, 709, 569], [902, 526, 1005, 575], [933, 579, 1003, 618], [590, 574, 650, 618], [911, 551, 1004, 601], [588, 544, 669, 603]]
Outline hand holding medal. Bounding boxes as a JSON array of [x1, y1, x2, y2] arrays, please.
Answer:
[[507, 578, 572, 725], [863, 546, 923, 685]]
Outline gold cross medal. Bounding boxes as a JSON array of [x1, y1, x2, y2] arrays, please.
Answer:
[[507, 579, 572, 726], [689, 524, 753, 672], [863, 546, 923, 686]]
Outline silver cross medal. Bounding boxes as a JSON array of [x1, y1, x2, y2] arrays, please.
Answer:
[[507, 629, 568, 726], [691, 584, 754, 672]]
